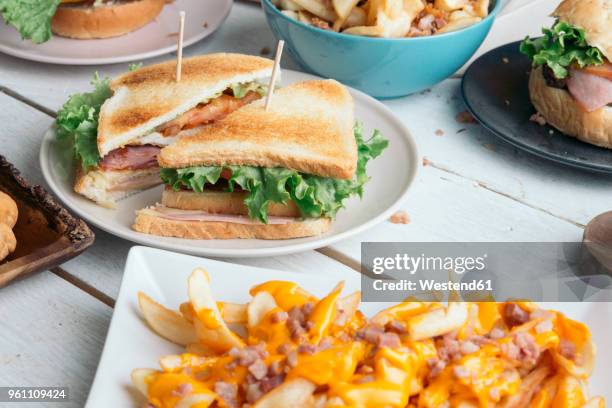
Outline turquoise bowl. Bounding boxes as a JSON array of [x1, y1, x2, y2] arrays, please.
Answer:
[[262, 0, 503, 98]]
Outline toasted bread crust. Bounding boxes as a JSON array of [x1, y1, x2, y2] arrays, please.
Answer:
[[97, 54, 274, 156], [158, 80, 357, 179], [132, 210, 331, 239], [162, 189, 301, 217], [553, 0, 611, 61], [51, 0, 166, 40], [529, 67, 612, 148]]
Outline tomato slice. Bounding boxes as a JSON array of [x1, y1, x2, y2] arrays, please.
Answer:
[[582, 61, 612, 80]]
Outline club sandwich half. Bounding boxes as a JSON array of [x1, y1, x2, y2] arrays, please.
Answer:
[[55, 53, 275, 207], [133, 79, 388, 240]]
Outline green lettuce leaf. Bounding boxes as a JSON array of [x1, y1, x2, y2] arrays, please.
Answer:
[[55, 73, 112, 170], [231, 82, 268, 98], [0, 0, 60, 44], [161, 123, 389, 223], [520, 21, 605, 79]]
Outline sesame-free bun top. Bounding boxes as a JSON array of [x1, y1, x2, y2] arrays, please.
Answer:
[[553, 0, 612, 60]]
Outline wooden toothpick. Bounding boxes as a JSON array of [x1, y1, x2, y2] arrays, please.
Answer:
[[264, 40, 285, 111], [175, 11, 186, 82]]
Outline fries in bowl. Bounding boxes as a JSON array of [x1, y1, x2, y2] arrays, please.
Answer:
[[132, 268, 604, 407], [273, 0, 490, 37]]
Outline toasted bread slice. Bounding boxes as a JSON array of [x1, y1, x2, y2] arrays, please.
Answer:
[[74, 166, 161, 208], [98, 53, 274, 156], [158, 80, 357, 179], [133, 208, 330, 240], [162, 188, 301, 217]]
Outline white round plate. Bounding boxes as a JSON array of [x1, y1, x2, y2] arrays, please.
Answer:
[[0, 0, 232, 65], [40, 69, 419, 258]]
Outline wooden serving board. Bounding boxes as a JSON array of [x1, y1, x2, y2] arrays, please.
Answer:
[[0, 155, 95, 288]]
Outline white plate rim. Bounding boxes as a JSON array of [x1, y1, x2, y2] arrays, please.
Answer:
[[0, 0, 232, 65], [39, 69, 419, 258]]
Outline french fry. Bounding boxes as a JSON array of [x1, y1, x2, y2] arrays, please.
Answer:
[[434, 0, 468, 11], [336, 6, 367, 30], [159, 354, 208, 372], [281, 9, 300, 19], [175, 394, 216, 408], [337, 291, 361, 322], [292, 0, 337, 22], [179, 302, 194, 322], [280, 0, 304, 10], [473, 0, 489, 17], [584, 397, 606, 408], [185, 342, 218, 356], [188, 268, 244, 352], [248, 291, 278, 328], [221, 302, 248, 324], [333, 0, 360, 20], [138, 292, 198, 346], [131, 368, 155, 397], [407, 302, 468, 340], [499, 366, 551, 408], [346, 0, 423, 37], [253, 378, 316, 407]]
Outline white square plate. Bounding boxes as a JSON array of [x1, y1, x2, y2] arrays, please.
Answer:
[[85, 246, 611, 406]]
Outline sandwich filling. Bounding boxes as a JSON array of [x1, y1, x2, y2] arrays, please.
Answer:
[[157, 124, 389, 224], [56, 73, 267, 185], [521, 21, 611, 113]]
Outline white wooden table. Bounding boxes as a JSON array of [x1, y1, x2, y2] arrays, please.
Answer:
[[1, 1, 609, 406]]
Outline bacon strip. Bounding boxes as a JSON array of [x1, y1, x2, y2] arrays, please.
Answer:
[[99, 145, 161, 171], [157, 91, 262, 137]]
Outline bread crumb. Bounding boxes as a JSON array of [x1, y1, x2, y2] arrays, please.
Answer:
[[502, 57, 509, 64], [483, 143, 496, 152], [435, 129, 444, 136], [455, 110, 477, 124], [203, 21, 209, 28], [530, 112, 547, 126], [504, 99, 510, 106], [389, 211, 410, 224], [422, 157, 431, 167], [167, 32, 179, 38], [260, 46, 271, 55]]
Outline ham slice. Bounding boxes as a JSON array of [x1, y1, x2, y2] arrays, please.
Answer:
[[100, 145, 161, 171], [151, 205, 296, 225], [567, 68, 612, 112]]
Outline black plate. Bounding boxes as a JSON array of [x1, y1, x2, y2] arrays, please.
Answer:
[[462, 41, 612, 174]]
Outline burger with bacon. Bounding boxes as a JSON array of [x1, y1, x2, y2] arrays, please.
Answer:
[[0, 0, 169, 43], [521, 0, 611, 148]]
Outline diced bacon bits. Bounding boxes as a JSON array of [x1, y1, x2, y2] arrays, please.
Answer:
[[535, 319, 554, 334], [503, 303, 530, 328], [356, 364, 374, 375], [386, 319, 407, 334], [270, 311, 288, 323], [455, 110, 477, 124], [311, 17, 331, 30], [389, 211, 410, 225], [248, 359, 268, 380], [318, 337, 333, 351], [171, 382, 193, 397], [277, 343, 292, 355], [427, 358, 446, 379], [356, 375, 376, 384], [460, 340, 480, 355], [559, 339, 577, 361], [356, 324, 385, 344], [377, 332, 401, 349], [214, 382, 238, 407], [530, 112, 547, 126], [437, 332, 461, 362], [501, 332, 541, 366], [488, 327, 505, 339], [453, 365, 470, 379], [228, 343, 268, 368], [260, 374, 285, 393], [435, 129, 444, 136], [297, 343, 317, 355], [287, 302, 314, 340]]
